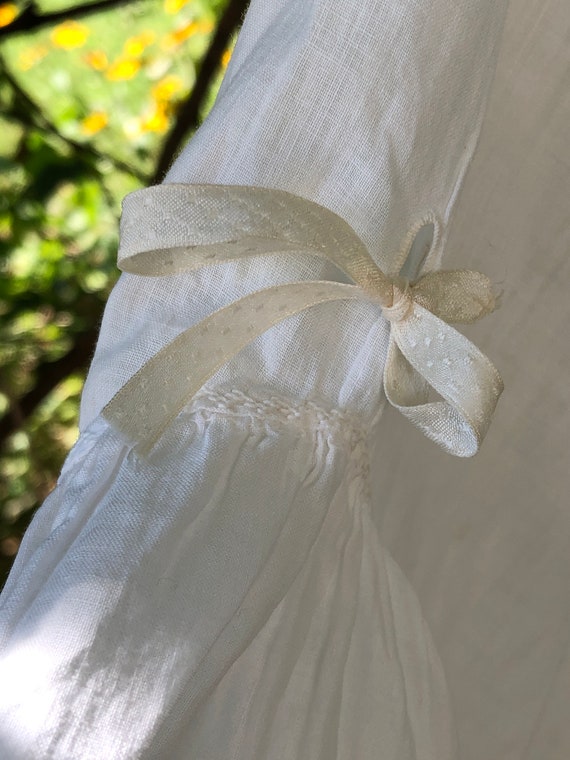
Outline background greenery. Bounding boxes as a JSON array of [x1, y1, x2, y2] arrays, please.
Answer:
[[0, 0, 246, 586]]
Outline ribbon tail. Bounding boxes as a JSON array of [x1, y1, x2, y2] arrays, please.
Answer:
[[385, 305, 503, 457], [101, 280, 363, 456]]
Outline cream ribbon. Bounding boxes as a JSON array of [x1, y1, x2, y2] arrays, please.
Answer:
[[102, 184, 503, 457]]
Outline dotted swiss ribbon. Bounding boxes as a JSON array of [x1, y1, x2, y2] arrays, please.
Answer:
[[101, 184, 504, 457]]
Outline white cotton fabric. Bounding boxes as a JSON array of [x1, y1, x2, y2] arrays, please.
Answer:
[[371, 3, 570, 757], [1, 0, 568, 758]]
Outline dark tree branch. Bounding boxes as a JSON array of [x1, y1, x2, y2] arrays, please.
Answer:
[[0, 325, 100, 447], [151, 0, 248, 183], [0, 0, 137, 40]]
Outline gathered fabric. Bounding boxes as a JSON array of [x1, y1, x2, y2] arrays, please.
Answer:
[[0, 396, 458, 760]]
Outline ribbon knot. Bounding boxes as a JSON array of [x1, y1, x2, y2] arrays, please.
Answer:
[[102, 184, 504, 458], [382, 280, 414, 323]]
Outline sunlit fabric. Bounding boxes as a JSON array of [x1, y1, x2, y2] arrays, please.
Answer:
[[1, 0, 569, 758]]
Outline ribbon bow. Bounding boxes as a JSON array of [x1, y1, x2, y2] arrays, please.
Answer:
[[102, 184, 503, 457]]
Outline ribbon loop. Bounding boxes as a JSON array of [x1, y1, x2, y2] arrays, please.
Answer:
[[102, 184, 503, 457]]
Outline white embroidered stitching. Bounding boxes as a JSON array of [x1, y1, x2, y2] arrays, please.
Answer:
[[187, 388, 368, 453]]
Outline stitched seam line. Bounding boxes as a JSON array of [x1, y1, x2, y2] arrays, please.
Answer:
[[185, 388, 368, 454]]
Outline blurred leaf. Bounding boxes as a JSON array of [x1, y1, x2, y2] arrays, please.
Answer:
[[0, 0, 241, 588]]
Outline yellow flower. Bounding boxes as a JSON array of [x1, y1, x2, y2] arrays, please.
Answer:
[[81, 111, 108, 135], [151, 74, 183, 103], [51, 20, 90, 50], [106, 58, 140, 81], [197, 19, 213, 34], [0, 3, 18, 27], [142, 106, 169, 133], [161, 19, 212, 50], [18, 45, 48, 71], [84, 50, 108, 71], [124, 31, 155, 57], [162, 21, 198, 49], [163, 0, 189, 14], [221, 48, 232, 69]]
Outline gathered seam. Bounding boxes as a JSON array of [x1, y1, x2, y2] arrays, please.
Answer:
[[186, 388, 369, 462]]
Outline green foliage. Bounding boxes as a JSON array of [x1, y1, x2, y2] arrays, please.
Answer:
[[0, 0, 237, 585]]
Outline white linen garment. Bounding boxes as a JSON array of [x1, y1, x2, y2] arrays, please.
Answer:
[[2, 0, 568, 759]]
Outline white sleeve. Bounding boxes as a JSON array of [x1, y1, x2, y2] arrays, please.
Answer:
[[0, 0, 511, 758]]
